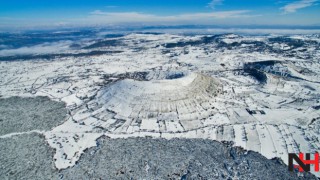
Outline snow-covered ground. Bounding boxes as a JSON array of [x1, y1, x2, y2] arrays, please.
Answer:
[[0, 32, 319, 176]]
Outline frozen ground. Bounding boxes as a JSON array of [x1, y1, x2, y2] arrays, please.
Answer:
[[0, 31, 319, 177]]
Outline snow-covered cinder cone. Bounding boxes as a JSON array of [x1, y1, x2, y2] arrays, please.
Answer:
[[95, 72, 223, 133]]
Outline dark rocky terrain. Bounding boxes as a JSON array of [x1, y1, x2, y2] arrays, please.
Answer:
[[0, 96, 67, 136], [0, 134, 316, 180]]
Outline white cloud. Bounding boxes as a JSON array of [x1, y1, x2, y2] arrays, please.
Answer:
[[88, 10, 253, 24], [0, 10, 258, 29], [0, 41, 73, 57], [142, 28, 320, 35], [208, 0, 224, 9], [281, 0, 318, 13]]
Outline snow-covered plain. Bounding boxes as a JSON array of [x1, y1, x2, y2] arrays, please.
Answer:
[[0, 32, 319, 176]]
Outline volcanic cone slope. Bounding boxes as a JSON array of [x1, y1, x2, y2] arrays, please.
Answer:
[[96, 72, 222, 133]]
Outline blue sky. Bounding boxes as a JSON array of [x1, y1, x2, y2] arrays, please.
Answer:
[[0, 0, 319, 29]]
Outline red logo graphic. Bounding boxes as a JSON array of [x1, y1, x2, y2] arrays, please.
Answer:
[[288, 152, 319, 172]]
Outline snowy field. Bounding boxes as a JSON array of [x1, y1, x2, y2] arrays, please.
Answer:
[[0, 31, 319, 177]]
